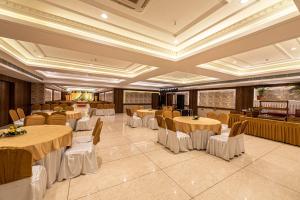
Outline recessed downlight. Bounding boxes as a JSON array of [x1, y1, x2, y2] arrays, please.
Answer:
[[291, 47, 297, 51], [240, 0, 249, 4], [101, 13, 108, 19]]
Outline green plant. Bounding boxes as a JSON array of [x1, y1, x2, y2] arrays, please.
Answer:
[[257, 87, 266, 96]]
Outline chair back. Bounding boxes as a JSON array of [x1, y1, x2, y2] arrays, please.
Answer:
[[156, 115, 166, 129], [52, 111, 66, 116], [218, 113, 229, 124], [238, 120, 249, 135], [9, 109, 19, 122], [93, 121, 103, 145], [16, 108, 26, 119], [207, 112, 218, 120], [229, 121, 242, 137], [90, 103, 96, 108], [65, 106, 74, 111], [91, 118, 101, 137], [0, 148, 32, 184], [50, 104, 59, 110], [31, 104, 41, 111], [47, 114, 66, 125], [41, 104, 50, 111], [60, 104, 67, 109], [163, 110, 172, 119], [89, 109, 96, 118], [172, 111, 181, 118], [162, 106, 173, 111], [165, 117, 176, 132], [24, 115, 45, 126], [155, 110, 163, 117], [53, 106, 63, 112], [128, 109, 134, 117], [34, 112, 49, 120]]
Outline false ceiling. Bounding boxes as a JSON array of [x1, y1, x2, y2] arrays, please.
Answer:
[[0, 0, 300, 90]]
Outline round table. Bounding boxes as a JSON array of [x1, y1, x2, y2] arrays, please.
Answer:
[[173, 116, 221, 134], [0, 125, 73, 161], [173, 117, 222, 150], [137, 109, 157, 127]]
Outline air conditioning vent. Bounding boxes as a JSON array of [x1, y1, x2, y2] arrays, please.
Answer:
[[110, 0, 150, 12]]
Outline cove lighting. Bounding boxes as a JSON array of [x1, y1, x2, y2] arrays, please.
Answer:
[[101, 13, 108, 19], [240, 0, 249, 4]]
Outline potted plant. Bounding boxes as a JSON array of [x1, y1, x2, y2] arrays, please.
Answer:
[[257, 87, 266, 100], [289, 84, 300, 95]]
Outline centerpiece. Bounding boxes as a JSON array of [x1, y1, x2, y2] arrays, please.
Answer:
[[0, 125, 27, 137]]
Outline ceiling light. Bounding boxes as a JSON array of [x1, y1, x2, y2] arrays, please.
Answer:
[[101, 13, 108, 19], [291, 47, 297, 51], [240, 0, 249, 4], [174, 39, 178, 44]]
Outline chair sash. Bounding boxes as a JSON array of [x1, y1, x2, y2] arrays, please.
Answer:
[[229, 122, 242, 137]]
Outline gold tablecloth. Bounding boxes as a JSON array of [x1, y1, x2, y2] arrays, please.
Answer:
[[137, 109, 156, 118], [240, 116, 300, 146], [65, 111, 82, 120], [173, 117, 221, 134], [45, 111, 82, 120], [0, 125, 72, 161]]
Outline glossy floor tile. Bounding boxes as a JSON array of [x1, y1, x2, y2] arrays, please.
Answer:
[[49, 114, 300, 200]]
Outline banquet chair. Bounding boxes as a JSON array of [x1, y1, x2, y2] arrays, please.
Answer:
[[147, 110, 162, 130], [65, 106, 74, 111], [165, 118, 193, 154], [207, 112, 218, 120], [128, 109, 142, 128], [60, 104, 68, 109], [156, 115, 168, 145], [218, 113, 230, 134], [53, 106, 63, 112], [163, 110, 172, 119], [0, 148, 47, 200], [206, 121, 243, 161], [31, 104, 41, 114], [96, 104, 105, 116], [47, 114, 66, 125], [75, 109, 96, 131], [236, 120, 249, 153], [9, 109, 23, 127], [73, 118, 101, 144], [50, 104, 59, 110], [16, 108, 26, 120], [107, 104, 115, 116], [41, 104, 50, 112], [24, 115, 45, 126], [172, 110, 181, 118], [58, 121, 103, 180], [34, 112, 49, 120]]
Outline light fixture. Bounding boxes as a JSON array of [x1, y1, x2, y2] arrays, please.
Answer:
[[240, 0, 249, 4], [174, 39, 178, 44], [101, 13, 108, 19], [291, 47, 297, 51]]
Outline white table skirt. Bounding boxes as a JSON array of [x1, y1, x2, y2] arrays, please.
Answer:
[[190, 130, 216, 150]]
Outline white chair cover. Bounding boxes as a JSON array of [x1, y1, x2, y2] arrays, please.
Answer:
[[166, 130, 193, 154], [73, 135, 93, 144], [76, 116, 92, 131], [13, 119, 24, 127], [58, 142, 98, 181], [129, 116, 142, 128], [0, 165, 47, 200], [157, 127, 168, 145], [36, 148, 65, 187], [31, 110, 41, 114], [190, 130, 215, 150], [206, 134, 244, 161], [147, 117, 159, 130]]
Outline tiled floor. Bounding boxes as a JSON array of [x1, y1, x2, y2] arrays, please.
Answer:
[[44, 114, 300, 200]]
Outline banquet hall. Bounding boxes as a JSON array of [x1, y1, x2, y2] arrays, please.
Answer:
[[1, 0, 300, 199]]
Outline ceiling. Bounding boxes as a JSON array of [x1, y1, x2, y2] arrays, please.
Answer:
[[0, 0, 300, 91]]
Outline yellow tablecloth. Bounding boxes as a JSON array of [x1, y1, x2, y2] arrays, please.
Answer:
[[173, 117, 221, 134], [44, 111, 82, 120], [65, 111, 82, 120], [240, 116, 300, 146], [0, 125, 72, 161], [137, 109, 156, 118]]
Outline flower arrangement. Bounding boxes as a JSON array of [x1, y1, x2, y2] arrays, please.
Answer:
[[1, 125, 27, 137]]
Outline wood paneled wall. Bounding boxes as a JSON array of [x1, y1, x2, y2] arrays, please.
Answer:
[[236, 86, 254, 111], [113, 88, 124, 113], [189, 90, 198, 115], [0, 74, 31, 126]]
